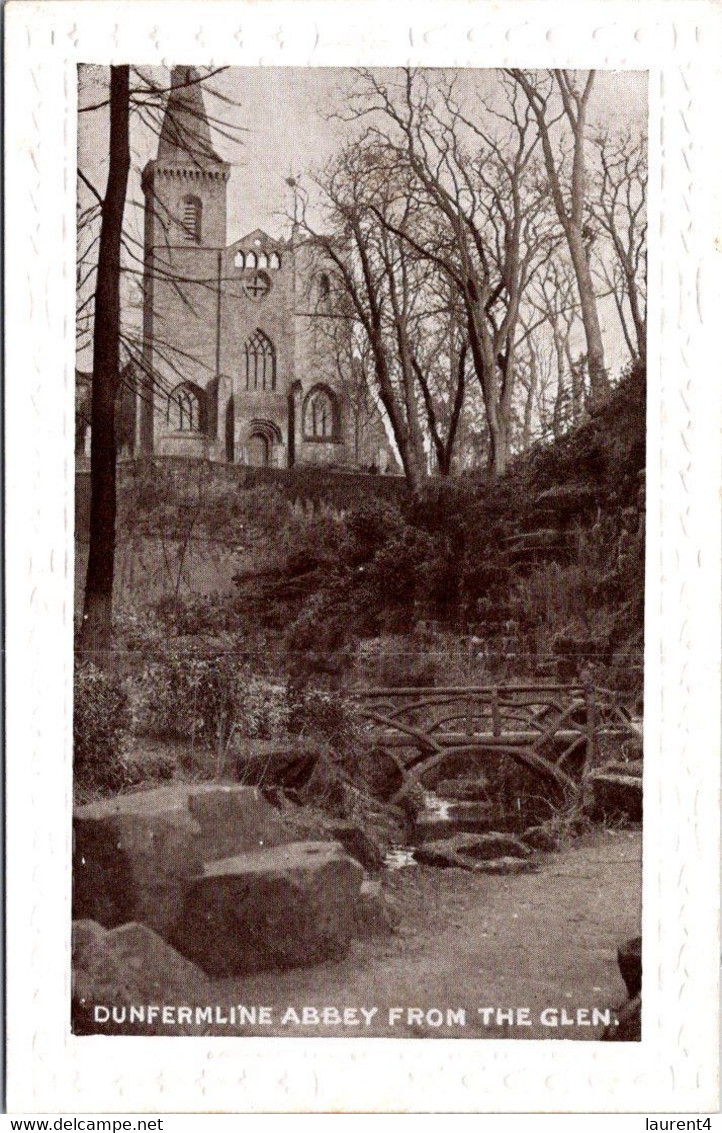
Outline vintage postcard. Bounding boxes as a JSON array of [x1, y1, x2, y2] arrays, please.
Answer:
[[4, 0, 721, 1115]]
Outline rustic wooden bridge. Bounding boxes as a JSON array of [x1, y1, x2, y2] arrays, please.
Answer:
[[351, 683, 641, 806]]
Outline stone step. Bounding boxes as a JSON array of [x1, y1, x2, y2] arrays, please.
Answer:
[[414, 832, 533, 871]]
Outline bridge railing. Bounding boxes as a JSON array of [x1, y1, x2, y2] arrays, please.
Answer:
[[349, 683, 641, 803]]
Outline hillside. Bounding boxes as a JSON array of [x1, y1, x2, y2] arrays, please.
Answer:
[[96, 364, 645, 697], [274, 363, 646, 693]]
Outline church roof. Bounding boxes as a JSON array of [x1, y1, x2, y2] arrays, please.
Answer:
[[157, 66, 223, 166], [229, 228, 283, 250]]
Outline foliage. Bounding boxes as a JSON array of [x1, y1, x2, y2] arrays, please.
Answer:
[[74, 662, 133, 795], [130, 643, 289, 753], [106, 365, 645, 702], [287, 686, 361, 757]]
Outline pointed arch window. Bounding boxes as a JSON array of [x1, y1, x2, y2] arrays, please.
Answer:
[[182, 196, 202, 244], [303, 384, 339, 441], [244, 330, 276, 392], [269, 251, 281, 270], [168, 382, 204, 431]]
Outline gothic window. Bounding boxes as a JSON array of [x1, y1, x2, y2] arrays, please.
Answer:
[[303, 385, 339, 441], [182, 196, 202, 244], [243, 270, 271, 300], [269, 251, 281, 270], [245, 250, 257, 269], [168, 382, 203, 431], [244, 330, 276, 391], [257, 251, 268, 269]]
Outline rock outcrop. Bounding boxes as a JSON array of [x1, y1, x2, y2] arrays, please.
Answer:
[[414, 832, 535, 872], [73, 784, 289, 936], [322, 819, 386, 875], [603, 935, 642, 1041], [585, 770, 642, 822], [172, 841, 364, 976], [72, 919, 208, 1036]]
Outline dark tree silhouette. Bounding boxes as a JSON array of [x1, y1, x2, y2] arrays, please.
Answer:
[[77, 65, 242, 660], [79, 66, 130, 658]]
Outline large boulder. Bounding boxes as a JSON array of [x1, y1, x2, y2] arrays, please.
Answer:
[[415, 832, 534, 871], [172, 841, 365, 976], [618, 935, 642, 998], [73, 784, 290, 937], [585, 771, 643, 822], [72, 919, 208, 1036]]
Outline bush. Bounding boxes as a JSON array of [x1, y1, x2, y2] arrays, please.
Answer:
[[74, 662, 132, 795], [287, 687, 359, 756], [130, 644, 290, 777]]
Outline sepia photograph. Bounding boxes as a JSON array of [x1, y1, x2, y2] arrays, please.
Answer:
[[5, 0, 721, 1115], [72, 63, 647, 1041]]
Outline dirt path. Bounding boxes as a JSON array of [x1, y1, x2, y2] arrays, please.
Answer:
[[207, 827, 642, 1040]]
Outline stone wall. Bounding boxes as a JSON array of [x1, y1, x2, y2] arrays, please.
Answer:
[[75, 458, 407, 541]]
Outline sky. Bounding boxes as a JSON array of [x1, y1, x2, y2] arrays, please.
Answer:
[[79, 66, 647, 245]]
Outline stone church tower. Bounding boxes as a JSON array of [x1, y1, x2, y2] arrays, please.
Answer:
[[137, 66, 393, 471]]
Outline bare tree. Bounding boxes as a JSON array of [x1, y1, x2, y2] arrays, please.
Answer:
[[590, 127, 647, 367], [78, 66, 130, 657], [341, 69, 557, 477], [297, 148, 433, 491], [530, 255, 587, 437], [507, 69, 610, 406]]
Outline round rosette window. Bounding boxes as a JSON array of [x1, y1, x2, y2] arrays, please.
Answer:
[[243, 270, 271, 300]]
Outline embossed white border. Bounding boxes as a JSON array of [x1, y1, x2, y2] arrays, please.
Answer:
[[5, 0, 721, 1113]]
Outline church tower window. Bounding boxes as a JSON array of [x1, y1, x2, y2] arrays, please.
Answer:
[[244, 330, 276, 391], [182, 196, 202, 244]]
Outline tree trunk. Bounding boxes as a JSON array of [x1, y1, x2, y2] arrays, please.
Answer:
[[79, 67, 130, 662], [508, 70, 610, 408], [566, 227, 608, 407], [522, 351, 537, 451]]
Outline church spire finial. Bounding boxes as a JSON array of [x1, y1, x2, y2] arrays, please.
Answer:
[[157, 66, 222, 166]]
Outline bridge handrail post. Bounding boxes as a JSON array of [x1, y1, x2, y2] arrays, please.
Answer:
[[491, 686, 501, 738], [584, 681, 600, 770]]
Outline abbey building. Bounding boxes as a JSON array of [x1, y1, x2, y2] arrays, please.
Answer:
[[126, 66, 392, 472]]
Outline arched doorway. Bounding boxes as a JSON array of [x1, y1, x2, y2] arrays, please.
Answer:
[[225, 396, 235, 462], [247, 432, 270, 467]]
